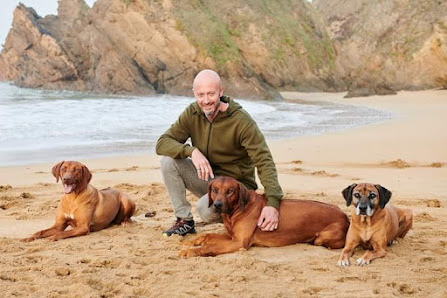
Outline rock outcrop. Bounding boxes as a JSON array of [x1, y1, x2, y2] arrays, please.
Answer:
[[314, 0, 447, 97], [1, 0, 446, 98], [0, 0, 338, 99]]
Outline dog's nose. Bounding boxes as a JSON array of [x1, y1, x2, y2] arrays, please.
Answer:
[[213, 201, 222, 209], [359, 205, 367, 213]]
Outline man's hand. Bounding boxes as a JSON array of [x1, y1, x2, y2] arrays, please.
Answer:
[[257, 206, 279, 231], [191, 149, 214, 181]]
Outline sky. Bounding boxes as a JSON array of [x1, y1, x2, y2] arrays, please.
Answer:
[[0, 0, 97, 50]]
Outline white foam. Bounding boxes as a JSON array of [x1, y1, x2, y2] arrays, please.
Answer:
[[0, 82, 392, 166]]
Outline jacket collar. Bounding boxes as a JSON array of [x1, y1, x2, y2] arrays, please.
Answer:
[[192, 96, 242, 119]]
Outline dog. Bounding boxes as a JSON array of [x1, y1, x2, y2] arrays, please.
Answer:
[[337, 183, 413, 266], [179, 176, 350, 257], [22, 161, 135, 242]]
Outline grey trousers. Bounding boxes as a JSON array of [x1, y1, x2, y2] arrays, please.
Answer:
[[160, 156, 222, 223]]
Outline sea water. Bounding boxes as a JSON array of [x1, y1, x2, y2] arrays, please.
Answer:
[[0, 82, 392, 166]]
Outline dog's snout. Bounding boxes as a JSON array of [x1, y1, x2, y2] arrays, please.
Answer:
[[213, 200, 222, 209], [358, 202, 368, 215]]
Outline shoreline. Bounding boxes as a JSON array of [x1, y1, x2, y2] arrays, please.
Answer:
[[2, 89, 445, 196], [1, 85, 391, 167]]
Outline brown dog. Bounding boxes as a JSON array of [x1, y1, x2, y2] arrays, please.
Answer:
[[22, 161, 135, 242], [179, 176, 350, 257], [337, 183, 413, 266]]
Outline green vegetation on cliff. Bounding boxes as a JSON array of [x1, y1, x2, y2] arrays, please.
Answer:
[[172, 0, 336, 76]]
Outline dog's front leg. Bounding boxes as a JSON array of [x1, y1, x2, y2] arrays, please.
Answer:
[[356, 240, 387, 266], [178, 237, 245, 257], [337, 233, 361, 267], [179, 223, 255, 257], [47, 225, 90, 241], [182, 233, 230, 247], [21, 217, 68, 242]]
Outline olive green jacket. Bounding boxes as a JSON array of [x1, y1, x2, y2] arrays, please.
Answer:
[[156, 96, 283, 209]]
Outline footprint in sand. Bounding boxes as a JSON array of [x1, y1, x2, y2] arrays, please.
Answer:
[[310, 170, 339, 177], [55, 268, 72, 276], [394, 199, 441, 208], [387, 282, 418, 295], [380, 159, 446, 168], [335, 276, 364, 282], [302, 287, 326, 295], [426, 199, 441, 208], [0, 185, 12, 191], [414, 212, 437, 222], [380, 159, 411, 168], [283, 167, 339, 178], [125, 166, 139, 171]]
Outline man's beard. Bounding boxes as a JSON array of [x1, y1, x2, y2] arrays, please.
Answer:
[[204, 104, 220, 119]]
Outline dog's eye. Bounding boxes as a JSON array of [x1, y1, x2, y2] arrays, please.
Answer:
[[227, 188, 234, 195], [212, 188, 218, 194], [369, 193, 377, 199], [354, 193, 361, 198]]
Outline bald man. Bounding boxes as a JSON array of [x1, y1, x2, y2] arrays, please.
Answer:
[[156, 70, 283, 236]]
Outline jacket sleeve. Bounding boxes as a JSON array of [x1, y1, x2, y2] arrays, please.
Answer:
[[155, 109, 196, 158], [240, 122, 283, 209]]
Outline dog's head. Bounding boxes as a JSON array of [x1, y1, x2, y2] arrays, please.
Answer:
[[52, 161, 92, 194], [208, 176, 249, 214], [342, 183, 392, 216]]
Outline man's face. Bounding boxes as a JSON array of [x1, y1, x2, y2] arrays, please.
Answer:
[[193, 79, 223, 118]]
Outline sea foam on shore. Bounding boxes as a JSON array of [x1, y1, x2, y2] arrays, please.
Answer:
[[0, 82, 392, 166]]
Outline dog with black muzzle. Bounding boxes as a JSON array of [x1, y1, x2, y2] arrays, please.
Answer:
[[337, 183, 413, 266]]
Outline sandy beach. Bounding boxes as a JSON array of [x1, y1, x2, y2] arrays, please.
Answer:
[[0, 90, 446, 297]]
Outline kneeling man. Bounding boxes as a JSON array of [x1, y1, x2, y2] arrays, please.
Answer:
[[156, 69, 283, 236]]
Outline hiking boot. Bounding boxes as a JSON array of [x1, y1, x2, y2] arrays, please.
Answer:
[[163, 218, 196, 237]]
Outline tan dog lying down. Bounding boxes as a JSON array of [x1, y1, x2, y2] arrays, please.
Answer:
[[337, 183, 413, 266], [22, 161, 135, 242], [179, 176, 350, 257]]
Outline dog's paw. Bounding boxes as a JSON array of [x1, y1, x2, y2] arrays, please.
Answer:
[[47, 235, 60, 241], [337, 259, 350, 267], [387, 240, 397, 246], [20, 237, 34, 243], [355, 258, 371, 266], [178, 249, 199, 258], [180, 235, 206, 246], [121, 219, 132, 227], [180, 239, 197, 246], [192, 236, 207, 246]]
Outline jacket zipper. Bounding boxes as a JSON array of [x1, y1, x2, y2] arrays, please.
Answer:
[[206, 120, 212, 158]]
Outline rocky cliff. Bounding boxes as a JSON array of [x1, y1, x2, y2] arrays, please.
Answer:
[[314, 0, 447, 97], [0, 0, 338, 99], [1, 0, 446, 99]]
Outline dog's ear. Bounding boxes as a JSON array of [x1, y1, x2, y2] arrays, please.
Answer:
[[208, 180, 215, 207], [237, 182, 249, 211], [375, 184, 392, 209], [80, 164, 92, 190], [342, 183, 357, 206], [52, 161, 64, 183]]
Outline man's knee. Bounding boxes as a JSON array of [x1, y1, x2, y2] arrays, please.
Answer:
[[196, 194, 210, 219], [196, 194, 222, 223], [160, 156, 176, 174]]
